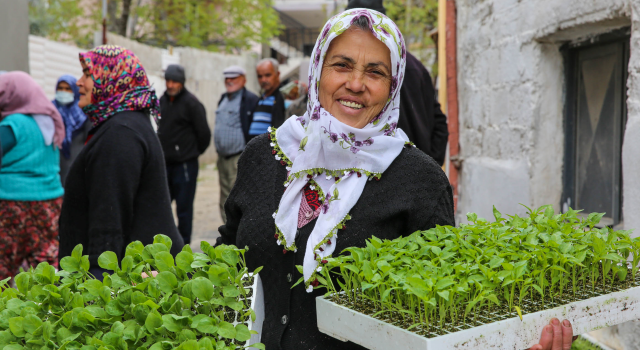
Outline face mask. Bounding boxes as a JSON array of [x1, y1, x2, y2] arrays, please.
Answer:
[[284, 100, 292, 109], [55, 91, 75, 105]]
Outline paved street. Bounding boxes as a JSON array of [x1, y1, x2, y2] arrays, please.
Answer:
[[173, 163, 223, 253]]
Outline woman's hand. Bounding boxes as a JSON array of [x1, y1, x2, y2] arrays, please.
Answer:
[[529, 318, 576, 350], [141, 271, 158, 278]]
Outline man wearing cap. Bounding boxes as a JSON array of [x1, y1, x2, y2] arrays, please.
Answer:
[[158, 64, 211, 245], [215, 65, 259, 223]]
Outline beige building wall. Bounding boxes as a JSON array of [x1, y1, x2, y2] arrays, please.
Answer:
[[455, 0, 636, 223], [0, 0, 29, 72], [107, 34, 260, 165]]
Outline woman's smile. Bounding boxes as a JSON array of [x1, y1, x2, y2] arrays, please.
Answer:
[[318, 27, 392, 129], [337, 99, 364, 110]]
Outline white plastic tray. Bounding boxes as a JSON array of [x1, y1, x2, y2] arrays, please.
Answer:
[[231, 273, 264, 346], [316, 285, 640, 350]]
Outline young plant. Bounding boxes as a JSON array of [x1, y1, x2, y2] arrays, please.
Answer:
[[0, 235, 265, 350], [315, 205, 640, 337]]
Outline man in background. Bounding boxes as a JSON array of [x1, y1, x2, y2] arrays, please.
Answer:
[[346, 0, 449, 165], [214, 65, 259, 222], [158, 64, 211, 245], [247, 58, 285, 141]]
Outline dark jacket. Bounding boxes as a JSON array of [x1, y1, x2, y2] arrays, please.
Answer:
[[217, 134, 454, 350], [398, 52, 449, 165], [58, 111, 184, 268], [270, 89, 286, 129], [158, 88, 211, 164], [217, 87, 260, 144], [248, 89, 286, 138]]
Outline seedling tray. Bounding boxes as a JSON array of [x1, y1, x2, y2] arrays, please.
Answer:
[[235, 273, 264, 346], [316, 284, 640, 350]]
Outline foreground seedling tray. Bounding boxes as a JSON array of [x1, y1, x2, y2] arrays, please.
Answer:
[[238, 273, 264, 346], [316, 285, 640, 350]]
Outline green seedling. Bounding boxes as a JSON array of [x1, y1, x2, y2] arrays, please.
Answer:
[[316, 205, 640, 337], [0, 235, 265, 350]]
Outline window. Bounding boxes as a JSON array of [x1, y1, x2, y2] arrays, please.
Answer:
[[563, 28, 630, 226]]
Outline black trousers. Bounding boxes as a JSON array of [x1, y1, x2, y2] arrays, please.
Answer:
[[166, 158, 199, 244]]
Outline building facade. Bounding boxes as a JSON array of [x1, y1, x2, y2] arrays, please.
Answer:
[[451, 0, 640, 234]]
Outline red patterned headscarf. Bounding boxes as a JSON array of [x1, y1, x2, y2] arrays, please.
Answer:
[[79, 45, 160, 126]]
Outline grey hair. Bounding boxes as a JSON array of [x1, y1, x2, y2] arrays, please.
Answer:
[[257, 58, 279, 72], [350, 16, 370, 31]]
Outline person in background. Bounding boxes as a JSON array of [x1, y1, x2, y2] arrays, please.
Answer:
[[58, 45, 184, 279], [214, 65, 259, 223], [0, 71, 65, 280], [247, 58, 285, 141], [158, 64, 211, 245], [346, 0, 449, 166], [285, 82, 309, 120], [53, 75, 91, 184]]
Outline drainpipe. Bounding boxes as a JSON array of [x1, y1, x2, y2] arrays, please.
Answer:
[[102, 0, 107, 45], [446, 0, 460, 211], [437, 0, 447, 114], [438, 0, 459, 211]]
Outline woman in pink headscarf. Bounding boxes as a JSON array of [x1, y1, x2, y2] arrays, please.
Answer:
[[0, 71, 65, 280]]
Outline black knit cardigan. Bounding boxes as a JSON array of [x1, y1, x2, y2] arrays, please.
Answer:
[[217, 134, 455, 350], [58, 111, 184, 268]]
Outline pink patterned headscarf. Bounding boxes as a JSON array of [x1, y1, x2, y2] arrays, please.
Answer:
[[79, 45, 160, 127], [0, 71, 65, 148]]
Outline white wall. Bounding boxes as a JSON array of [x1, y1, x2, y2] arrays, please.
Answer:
[[0, 0, 29, 72], [622, 1, 640, 235], [28, 33, 260, 165], [455, 0, 635, 224], [29, 35, 85, 99], [108, 34, 260, 164]]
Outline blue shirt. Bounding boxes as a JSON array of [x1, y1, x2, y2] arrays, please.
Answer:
[[248, 95, 276, 136], [214, 90, 245, 156]]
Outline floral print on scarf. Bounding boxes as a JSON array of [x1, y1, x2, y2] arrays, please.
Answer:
[[271, 9, 409, 291]]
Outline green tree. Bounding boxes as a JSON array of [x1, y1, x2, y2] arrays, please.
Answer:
[[132, 0, 281, 53], [28, 0, 99, 48], [29, 0, 282, 53], [385, 0, 438, 72]]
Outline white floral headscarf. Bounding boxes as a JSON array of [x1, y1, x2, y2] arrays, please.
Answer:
[[270, 8, 408, 291]]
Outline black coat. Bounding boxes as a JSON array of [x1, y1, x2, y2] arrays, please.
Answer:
[[58, 111, 184, 268], [158, 88, 211, 164], [217, 134, 454, 350], [249, 89, 286, 136], [398, 52, 449, 165], [217, 87, 260, 144], [269, 89, 286, 129]]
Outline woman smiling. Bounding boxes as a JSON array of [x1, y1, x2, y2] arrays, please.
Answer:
[[217, 9, 571, 350], [217, 9, 452, 349]]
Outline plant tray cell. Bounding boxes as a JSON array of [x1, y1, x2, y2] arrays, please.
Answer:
[[316, 285, 640, 350], [234, 273, 264, 346]]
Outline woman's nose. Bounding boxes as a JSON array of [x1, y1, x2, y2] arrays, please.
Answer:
[[345, 71, 365, 93]]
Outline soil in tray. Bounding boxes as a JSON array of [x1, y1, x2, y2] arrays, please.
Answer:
[[328, 273, 640, 338]]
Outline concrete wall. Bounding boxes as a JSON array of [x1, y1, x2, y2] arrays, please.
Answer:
[[455, 0, 635, 223], [456, 2, 639, 346], [108, 34, 260, 164], [29, 36, 85, 99], [622, 0, 640, 236], [0, 0, 29, 72]]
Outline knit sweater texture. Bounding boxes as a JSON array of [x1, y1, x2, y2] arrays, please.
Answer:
[[217, 134, 455, 350], [58, 111, 184, 268]]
